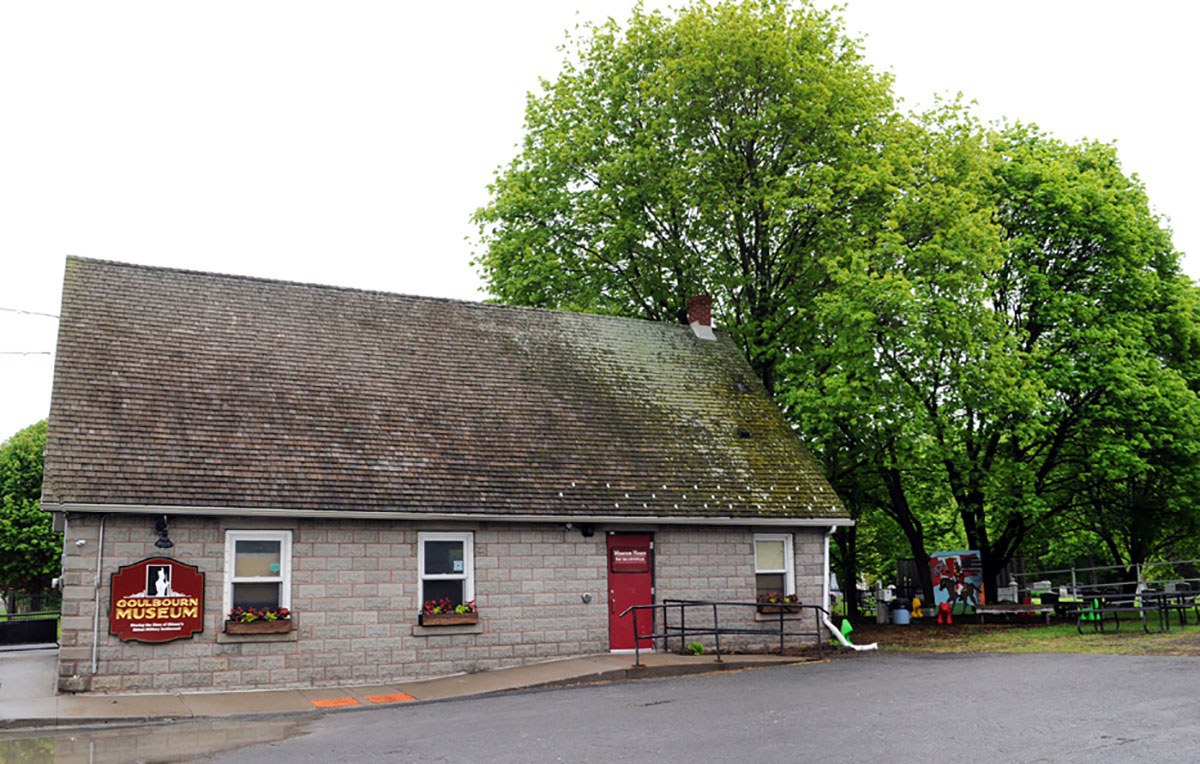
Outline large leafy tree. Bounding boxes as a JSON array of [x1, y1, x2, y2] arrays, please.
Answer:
[[1048, 284, 1200, 570], [474, 0, 895, 394], [786, 107, 1006, 602], [792, 119, 1196, 599], [0, 420, 60, 593], [968, 125, 1190, 590], [477, 0, 1200, 602]]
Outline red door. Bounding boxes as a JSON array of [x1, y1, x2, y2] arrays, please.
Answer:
[[607, 532, 654, 650]]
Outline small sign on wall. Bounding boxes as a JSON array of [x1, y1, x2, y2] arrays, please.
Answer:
[[610, 547, 650, 573], [109, 556, 205, 643]]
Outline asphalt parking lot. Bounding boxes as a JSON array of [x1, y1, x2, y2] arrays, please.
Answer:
[[200, 652, 1200, 763]]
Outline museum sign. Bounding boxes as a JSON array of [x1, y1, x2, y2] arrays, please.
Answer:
[[109, 556, 205, 643]]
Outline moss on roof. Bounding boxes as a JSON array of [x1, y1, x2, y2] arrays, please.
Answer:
[[43, 257, 846, 520]]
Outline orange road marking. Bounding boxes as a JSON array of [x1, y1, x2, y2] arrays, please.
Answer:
[[366, 692, 416, 704], [311, 697, 360, 708]]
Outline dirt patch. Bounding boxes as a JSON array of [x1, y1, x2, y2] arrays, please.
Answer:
[[842, 617, 1200, 656], [849, 619, 1036, 650]]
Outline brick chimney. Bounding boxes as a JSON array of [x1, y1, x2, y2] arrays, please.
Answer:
[[686, 295, 715, 340]]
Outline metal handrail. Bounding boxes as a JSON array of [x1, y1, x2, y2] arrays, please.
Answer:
[[618, 599, 827, 667]]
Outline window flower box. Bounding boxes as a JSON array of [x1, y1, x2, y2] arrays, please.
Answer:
[[418, 611, 480, 627], [225, 607, 293, 634], [757, 604, 802, 615], [225, 618, 294, 635], [420, 598, 477, 626], [756, 594, 801, 614]]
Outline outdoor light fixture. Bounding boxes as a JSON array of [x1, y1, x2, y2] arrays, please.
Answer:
[[564, 523, 595, 538], [154, 515, 174, 549]]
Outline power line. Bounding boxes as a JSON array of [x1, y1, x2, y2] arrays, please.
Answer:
[[0, 306, 59, 319]]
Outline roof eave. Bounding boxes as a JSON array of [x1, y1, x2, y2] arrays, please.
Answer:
[[42, 501, 854, 527]]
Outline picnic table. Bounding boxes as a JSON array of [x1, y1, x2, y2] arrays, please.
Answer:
[[974, 603, 1056, 625], [1136, 589, 1199, 628], [1074, 593, 1169, 635]]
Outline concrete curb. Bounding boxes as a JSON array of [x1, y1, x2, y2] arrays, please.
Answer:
[[0, 654, 821, 732], [514, 656, 818, 692]]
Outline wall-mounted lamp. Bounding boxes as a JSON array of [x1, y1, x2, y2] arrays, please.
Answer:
[[154, 515, 174, 549], [564, 523, 596, 538]]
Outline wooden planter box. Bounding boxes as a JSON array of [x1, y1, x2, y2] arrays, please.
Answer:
[[419, 611, 479, 627], [757, 604, 802, 615], [224, 619, 293, 635]]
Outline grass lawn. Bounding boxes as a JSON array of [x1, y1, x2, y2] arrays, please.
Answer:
[[847, 614, 1200, 656]]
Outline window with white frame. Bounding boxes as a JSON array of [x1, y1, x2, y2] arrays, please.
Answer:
[[224, 530, 292, 615], [418, 531, 474, 610], [754, 533, 795, 600]]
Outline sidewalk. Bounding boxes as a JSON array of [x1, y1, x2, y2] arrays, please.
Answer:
[[0, 645, 816, 730]]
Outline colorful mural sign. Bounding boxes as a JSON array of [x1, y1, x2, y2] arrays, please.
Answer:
[[109, 556, 205, 643], [930, 551, 984, 612]]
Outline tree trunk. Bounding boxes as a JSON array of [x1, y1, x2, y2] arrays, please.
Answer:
[[882, 467, 934, 604], [834, 525, 859, 620]]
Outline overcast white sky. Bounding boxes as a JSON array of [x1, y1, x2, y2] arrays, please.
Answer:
[[2, 1, 1198, 440]]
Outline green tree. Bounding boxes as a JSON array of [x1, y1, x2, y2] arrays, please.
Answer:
[[476, 0, 1200, 602], [967, 125, 1190, 591], [792, 119, 1195, 599], [474, 0, 895, 394], [786, 107, 1005, 602], [0, 420, 60, 593], [1055, 346, 1200, 568]]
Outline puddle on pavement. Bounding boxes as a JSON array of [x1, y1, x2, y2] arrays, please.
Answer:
[[0, 716, 313, 763]]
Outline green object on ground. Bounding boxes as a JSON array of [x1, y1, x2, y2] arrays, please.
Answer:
[[832, 618, 854, 645]]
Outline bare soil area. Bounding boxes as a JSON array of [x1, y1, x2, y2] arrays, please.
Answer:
[[843, 616, 1200, 656]]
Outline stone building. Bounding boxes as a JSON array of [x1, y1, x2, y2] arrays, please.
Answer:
[[42, 257, 849, 694]]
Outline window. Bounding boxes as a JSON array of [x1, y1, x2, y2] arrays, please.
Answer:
[[224, 530, 292, 615], [754, 533, 794, 600], [418, 532, 474, 609]]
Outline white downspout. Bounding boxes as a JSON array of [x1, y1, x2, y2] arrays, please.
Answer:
[[822, 524, 877, 651], [90, 514, 107, 676], [58, 513, 70, 587], [823, 525, 834, 615]]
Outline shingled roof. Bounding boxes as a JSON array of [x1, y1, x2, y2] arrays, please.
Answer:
[[42, 258, 847, 524]]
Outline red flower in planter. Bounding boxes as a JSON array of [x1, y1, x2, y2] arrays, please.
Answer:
[[757, 592, 800, 605], [228, 606, 291, 623], [421, 598, 477, 616]]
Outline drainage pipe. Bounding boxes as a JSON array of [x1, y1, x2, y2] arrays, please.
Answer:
[[823, 526, 832, 608], [822, 524, 878, 651], [90, 514, 107, 676], [823, 525, 834, 638], [822, 613, 878, 651]]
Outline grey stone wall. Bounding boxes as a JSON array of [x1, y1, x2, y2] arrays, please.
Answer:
[[56, 514, 828, 694], [654, 527, 827, 653]]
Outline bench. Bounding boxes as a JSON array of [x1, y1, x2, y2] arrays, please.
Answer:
[[974, 603, 1056, 625]]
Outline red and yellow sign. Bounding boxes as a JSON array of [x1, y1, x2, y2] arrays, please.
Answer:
[[109, 556, 205, 643]]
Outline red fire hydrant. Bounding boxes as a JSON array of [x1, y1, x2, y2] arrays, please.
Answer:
[[937, 601, 953, 625]]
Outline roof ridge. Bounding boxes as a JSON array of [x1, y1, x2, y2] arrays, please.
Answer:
[[64, 256, 699, 334]]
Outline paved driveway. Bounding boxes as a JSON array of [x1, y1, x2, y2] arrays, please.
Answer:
[[201, 653, 1200, 763], [0, 645, 57, 721]]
